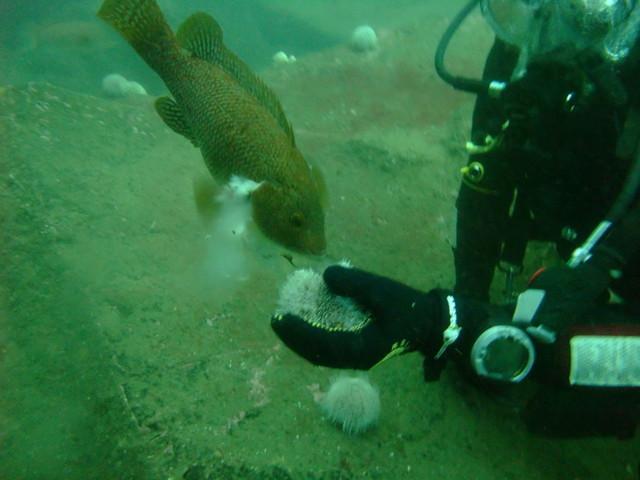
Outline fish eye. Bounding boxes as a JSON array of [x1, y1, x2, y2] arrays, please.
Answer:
[[290, 212, 304, 228]]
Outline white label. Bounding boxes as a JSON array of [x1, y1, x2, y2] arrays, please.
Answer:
[[569, 336, 640, 387], [512, 289, 546, 325]]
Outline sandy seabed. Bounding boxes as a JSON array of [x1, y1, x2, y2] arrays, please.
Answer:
[[1, 2, 639, 479]]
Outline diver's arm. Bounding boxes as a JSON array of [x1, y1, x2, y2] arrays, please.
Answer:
[[453, 39, 519, 301], [272, 264, 640, 379], [517, 198, 640, 333], [271, 265, 640, 438], [271, 265, 492, 378], [454, 174, 513, 301]]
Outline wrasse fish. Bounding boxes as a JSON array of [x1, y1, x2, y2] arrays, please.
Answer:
[[98, 0, 326, 254]]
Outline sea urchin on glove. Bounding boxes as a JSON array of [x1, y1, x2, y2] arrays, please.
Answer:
[[272, 267, 380, 369], [271, 265, 445, 370]]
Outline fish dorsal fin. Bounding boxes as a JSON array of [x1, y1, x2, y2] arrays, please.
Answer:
[[176, 12, 296, 146], [154, 96, 199, 147], [176, 11, 224, 63]]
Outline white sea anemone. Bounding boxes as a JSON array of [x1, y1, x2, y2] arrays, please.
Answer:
[[350, 25, 378, 53], [124, 81, 147, 96], [101, 73, 147, 97], [272, 50, 296, 65], [320, 375, 380, 434], [101, 73, 127, 96]]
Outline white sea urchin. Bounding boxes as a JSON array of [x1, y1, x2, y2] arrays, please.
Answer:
[[101, 73, 147, 97], [320, 375, 380, 434], [276, 267, 370, 331], [349, 25, 378, 53]]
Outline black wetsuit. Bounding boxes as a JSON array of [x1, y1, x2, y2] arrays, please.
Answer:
[[452, 39, 640, 438], [454, 39, 640, 305]]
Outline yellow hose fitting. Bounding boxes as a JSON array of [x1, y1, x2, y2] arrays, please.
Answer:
[[461, 161, 485, 183]]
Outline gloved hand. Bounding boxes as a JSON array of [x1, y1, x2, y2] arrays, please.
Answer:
[[271, 266, 448, 370], [526, 250, 620, 333]]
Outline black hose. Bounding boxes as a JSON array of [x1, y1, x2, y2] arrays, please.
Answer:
[[607, 145, 640, 222], [434, 0, 488, 95], [566, 144, 640, 267]]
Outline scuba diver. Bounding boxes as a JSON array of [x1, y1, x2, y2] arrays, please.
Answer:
[[271, 0, 640, 438]]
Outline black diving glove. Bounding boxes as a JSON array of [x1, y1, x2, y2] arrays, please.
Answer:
[[271, 266, 452, 372], [524, 249, 622, 334]]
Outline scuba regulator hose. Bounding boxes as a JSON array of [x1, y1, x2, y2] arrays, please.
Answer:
[[435, 0, 640, 264], [608, 145, 640, 222], [569, 144, 640, 266], [434, 0, 498, 95]]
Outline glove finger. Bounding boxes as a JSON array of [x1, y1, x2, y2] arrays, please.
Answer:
[[323, 266, 390, 312], [324, 266, 427, 322], [271, 313, 391, 370]]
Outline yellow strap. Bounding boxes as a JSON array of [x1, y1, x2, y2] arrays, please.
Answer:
[[370, 339, 412, 369]]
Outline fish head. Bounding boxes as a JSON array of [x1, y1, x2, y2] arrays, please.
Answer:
[[251, 181, 326, 255]]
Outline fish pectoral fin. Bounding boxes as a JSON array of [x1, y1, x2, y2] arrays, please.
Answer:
[[154, 96, 198, 146], [176, 12, 223, 63], [193, 175, 261, 225], [193, 175, 220, 224], [309, 162, 328, 208]]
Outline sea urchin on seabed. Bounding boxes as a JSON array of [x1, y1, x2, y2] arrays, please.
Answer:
[[320, 375, 380, 435]]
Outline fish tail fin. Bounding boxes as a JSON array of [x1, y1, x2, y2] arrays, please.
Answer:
[[97, 0, 180, 75]]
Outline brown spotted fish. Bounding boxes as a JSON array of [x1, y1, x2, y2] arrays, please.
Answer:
[[98, 0, 326, 254]]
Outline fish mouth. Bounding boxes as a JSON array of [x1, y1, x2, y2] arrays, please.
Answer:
[[303, 237, 326, 256], [304, 244, 326, 256], [287, 237, 326, 256]]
